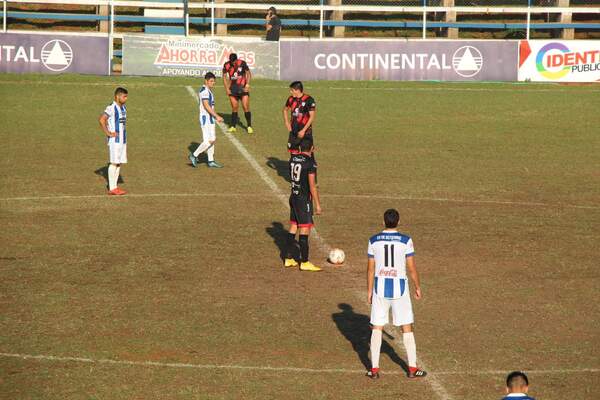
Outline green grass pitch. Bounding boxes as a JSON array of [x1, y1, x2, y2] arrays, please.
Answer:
[[0, 74, 599, 399]]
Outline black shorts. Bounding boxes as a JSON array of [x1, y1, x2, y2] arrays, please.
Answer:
[[289, 196, 314, 228], [229, 86, 249, 99], [287, 131, 313, 153]]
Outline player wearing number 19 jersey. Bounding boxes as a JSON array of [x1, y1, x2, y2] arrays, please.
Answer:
[[283, 141, 322, 272], [366, 209, 427, 379]]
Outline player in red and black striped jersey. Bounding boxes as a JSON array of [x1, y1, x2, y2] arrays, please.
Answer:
[[283, 81, 318, 170], [222, 53, 253, 134]]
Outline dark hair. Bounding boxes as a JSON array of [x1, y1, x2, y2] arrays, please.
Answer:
[[506, 371, 529, 389], [114, 87, 128, 96], [268, 6, 276, 14], [299, 140, 313, 152], [383, 209, 399, 228], [204, 72, 216, 80], [289, 81, 303, 91], [229, 53, 238, 63]]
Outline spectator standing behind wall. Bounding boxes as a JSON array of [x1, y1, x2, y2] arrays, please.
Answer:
[[265, 7, 281, 41]]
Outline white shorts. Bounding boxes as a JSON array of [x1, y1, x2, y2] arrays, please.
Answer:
[[370, 290, 414, 327], [108, 142, 127, 164], [201, 121, 216, 143]]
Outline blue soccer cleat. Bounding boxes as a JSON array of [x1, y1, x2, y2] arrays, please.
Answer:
[[189, 153, 198, 168], [207, 161, 224, 168]]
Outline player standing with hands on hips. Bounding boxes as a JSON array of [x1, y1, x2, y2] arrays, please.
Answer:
[[99, 87, 128, 195], [366, 209, 427, 379], [189, 72, 224, 169], [222, 53, 253, 134]]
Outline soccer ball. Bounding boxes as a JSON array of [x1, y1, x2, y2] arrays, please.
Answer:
[[328, 248, 345, 265]]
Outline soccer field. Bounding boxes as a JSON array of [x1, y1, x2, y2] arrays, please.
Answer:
[[0, 74, 599, 400]]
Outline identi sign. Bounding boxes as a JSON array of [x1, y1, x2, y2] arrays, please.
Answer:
[[0, 32, 109, 75], [519, 40, 600, 82], [280, 40, 517, 82]]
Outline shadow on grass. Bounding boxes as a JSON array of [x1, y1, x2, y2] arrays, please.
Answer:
[[94, 164, 123, 189], [266, 156, 291, 183], [265, 221, 298, 262], [331, 303, 409, 373]]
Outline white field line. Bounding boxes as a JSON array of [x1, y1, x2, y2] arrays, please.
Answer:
[[1, 352, 598, 377], [1, 192, 597, 211], [185, 85, 450, 400], [2, 79, 599, 93]]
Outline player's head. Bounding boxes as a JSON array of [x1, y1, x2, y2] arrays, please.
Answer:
[[383, 209, 399, 229], [204, 72, 216, 87], [268, 6, 277, 16], [114, 87, 128, 104], [299, 140, 313, 154], [505, 371, 529, 394], [289, 81, 303, 96], [229, 53, 238, 63]]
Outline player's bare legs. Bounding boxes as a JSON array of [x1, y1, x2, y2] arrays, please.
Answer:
[[240, 95, 253, 133], [228, 96, 239, 132]]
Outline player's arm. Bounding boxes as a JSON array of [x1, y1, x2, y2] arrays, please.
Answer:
[[202, 99, 223, 123], [406, 255, 422, 300], [298, 109, 315, 139], [222, 71, 231, 95], [98, 113, 115, 137], [282, 104, 292, 132], [367, 257, 375, 304], [244, 67, 252, 91], [308, 172, 321, 215]]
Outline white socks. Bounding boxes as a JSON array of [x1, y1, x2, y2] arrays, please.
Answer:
[[206, 143, 215, 162], [193, 141, 215, 162], [108, 164, 117, 190], [403, 332, 417, 368], [370, 328, 383, 369]]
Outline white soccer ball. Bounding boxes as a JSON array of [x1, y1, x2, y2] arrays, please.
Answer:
[[328, 248, 345, 265]]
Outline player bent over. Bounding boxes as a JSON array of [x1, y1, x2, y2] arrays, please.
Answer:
[[222, 53, 253, 134], [366, 209, 427, 379], [189, 72, 224, 169], [284, 141, 322, 272], [99, 87, 128, 195]]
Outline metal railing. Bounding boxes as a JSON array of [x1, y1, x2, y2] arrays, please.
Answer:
[[2, 0, 600, 41]]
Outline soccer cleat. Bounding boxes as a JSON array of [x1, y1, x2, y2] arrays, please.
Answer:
[[366, 369, 380, 379], [247, 126, 254, 134], [108, 188, 126, 196], [189, 153, 198, 168], [227, 126, 237, 133], [407, 367, 427, 379], [207, 161, 224, 168], [284, 258, 299, 268], [300, 261, 322, 272]]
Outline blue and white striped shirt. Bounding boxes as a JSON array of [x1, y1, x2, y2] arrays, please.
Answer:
[[103, 101, 127, 144], [368, 230, 415, 299], [198, 85, 215, 126]]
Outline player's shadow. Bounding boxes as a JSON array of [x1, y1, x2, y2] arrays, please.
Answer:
[[265, 221, 298, 262], [187, 142, 208, 166], [94, 164, 124, 188], [219, 113, 248, 130], [332, 303, 409, 373], [266, 157, 290, 183]]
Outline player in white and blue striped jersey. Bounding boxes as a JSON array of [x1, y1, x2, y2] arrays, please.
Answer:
[[98, 87, 128, 195], [366, 208, 426, 379], [189, 72, 224, 169]]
